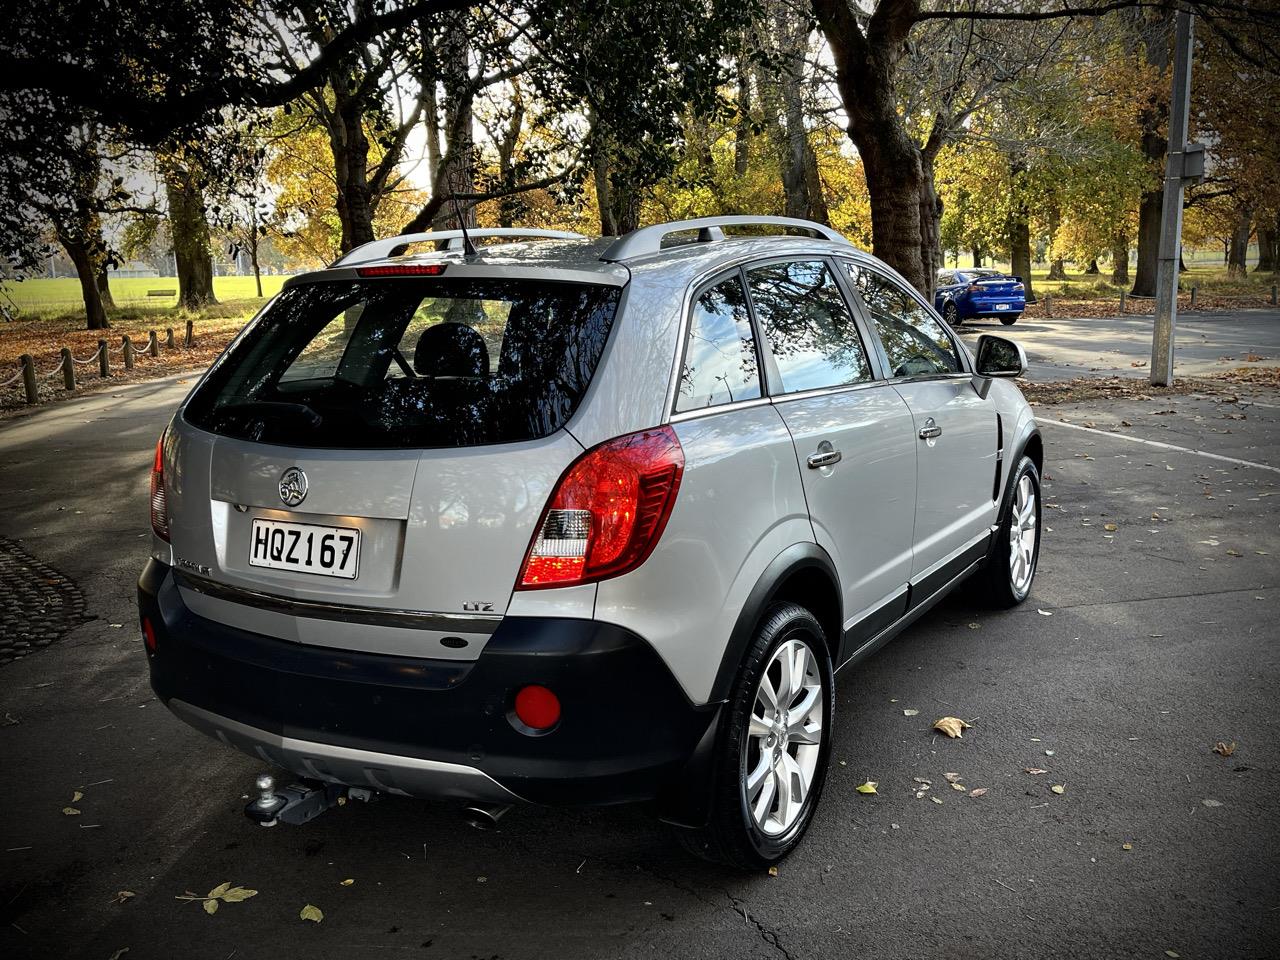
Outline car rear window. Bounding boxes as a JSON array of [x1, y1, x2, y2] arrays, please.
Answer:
[[183, 277, 621, 448]]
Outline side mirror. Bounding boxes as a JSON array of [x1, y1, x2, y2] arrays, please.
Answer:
[[974, 334, 1027, 378]]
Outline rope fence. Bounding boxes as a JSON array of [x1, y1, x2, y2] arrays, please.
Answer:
[[2, 320, 197, 406]]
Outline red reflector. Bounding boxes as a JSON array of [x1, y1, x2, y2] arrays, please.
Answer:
[[513, 685, 560, 731], [142, 617, 157, 653], [355, 263, 448, 278], [150, 434, 170, 542], [517, 426, 684, 589]]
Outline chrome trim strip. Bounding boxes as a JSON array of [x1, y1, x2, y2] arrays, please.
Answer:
[[668, 396, 773, 424], [173, 571, 502, 634], [169, 700, 523, 802]]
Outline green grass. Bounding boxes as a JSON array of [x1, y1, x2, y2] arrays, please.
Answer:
[[2, 275, 289, 316]]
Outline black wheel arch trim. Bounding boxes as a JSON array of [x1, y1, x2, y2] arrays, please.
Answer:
[[708, 541, 841, 704], [987, 427, 1042, 560]]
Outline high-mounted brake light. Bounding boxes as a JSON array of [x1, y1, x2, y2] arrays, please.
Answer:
[[517, 426, 684, 589], [150, 434, 170, 542], [356, 263, 448, 278]]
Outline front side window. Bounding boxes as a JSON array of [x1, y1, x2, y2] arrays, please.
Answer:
[[676, 273, 761, 412], [844, 263, 963, 378], [745, 259, 871, 394], [184, 278, 620, 448]]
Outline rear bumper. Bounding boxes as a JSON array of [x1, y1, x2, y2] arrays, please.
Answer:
[[964, 299, 1025, 317], [138, 558, 717, 807]]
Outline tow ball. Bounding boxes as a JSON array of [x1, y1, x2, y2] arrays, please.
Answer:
[[244, 773, 375, 827]]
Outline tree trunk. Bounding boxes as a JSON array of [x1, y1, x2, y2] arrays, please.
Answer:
[[431, 19, 477, 232], [1256, 217, 1277, 272], [1008, 154, 1036, 303], [1085, 259, 1100, 275], [593, 150, 642, 236], [164, 163, 217, 309], [812, 2, 941, 300], [972, 246, 982, 267], [1046, 205, 1066, 280], [58, 232, 110, 330], [1111, 242, 1130, 285], [1227, 206, 1252, 278], [733, 60, 751, 178], [96, 260, 116, 310], [1131, 10, 1172, 297]]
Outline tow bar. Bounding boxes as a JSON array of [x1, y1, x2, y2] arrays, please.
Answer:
[[244, 773, 376, 827]]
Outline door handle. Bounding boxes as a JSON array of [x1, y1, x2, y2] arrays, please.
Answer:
[[919, 419, 942, 440], [807, 449, 843, 469]]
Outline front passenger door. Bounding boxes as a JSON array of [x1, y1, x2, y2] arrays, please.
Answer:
[[843, 262, 998, 590]]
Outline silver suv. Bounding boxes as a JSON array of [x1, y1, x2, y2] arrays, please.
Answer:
[[138, 216, 1041, 867]]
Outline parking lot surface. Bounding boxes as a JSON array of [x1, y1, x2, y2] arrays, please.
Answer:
[[1, 342, 1278, 959]]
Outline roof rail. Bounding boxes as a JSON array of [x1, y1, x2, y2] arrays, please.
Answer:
[[599, 216, 849, 262], [331, 228, 587, 267]]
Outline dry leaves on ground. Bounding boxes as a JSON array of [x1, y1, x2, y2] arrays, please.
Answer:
[[934, 717, 971, 739], [176, 882, 258, 915], [300, 904, 324, 923], [855, 781, 878, 795], [1213, 741, 1237, 757]]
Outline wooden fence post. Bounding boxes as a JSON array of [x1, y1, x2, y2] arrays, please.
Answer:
[[1190, 285, 1197, 309], [122, 335, 135, 369], [60, 347, 75, 390], [1272, 284, 1277, 305], [165, 327, 175, 348], [184, 319, 194, 347], [1119, 291, 1127, 314], [20, 354, 37, 404], [98, 339, 109, 378], [1044, 293, 1052, 318], [148, 330, 160, 358]]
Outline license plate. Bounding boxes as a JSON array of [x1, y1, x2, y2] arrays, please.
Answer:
[[249, 518, 360, 579], [995, 303, 1010, 310]]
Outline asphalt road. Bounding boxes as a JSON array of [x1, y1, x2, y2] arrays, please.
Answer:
[[954, 308, 1280, 381], [2, 333, 1279, 959]]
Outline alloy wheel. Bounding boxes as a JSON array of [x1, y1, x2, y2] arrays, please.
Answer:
[[742, 637, 824, 837], [1009, 473, 1038, 592]]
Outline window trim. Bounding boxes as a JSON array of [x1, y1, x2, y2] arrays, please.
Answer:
[[837, 258, 973, 382], [671, 267, 767, 416]]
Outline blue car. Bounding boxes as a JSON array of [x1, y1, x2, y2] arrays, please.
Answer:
[[934, 268, 1025, 326]]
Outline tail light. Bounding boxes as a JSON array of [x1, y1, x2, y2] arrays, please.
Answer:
[[1013, 283, 1025, 292], [517, 426, 684, 589], [150, 434, 170, 542]]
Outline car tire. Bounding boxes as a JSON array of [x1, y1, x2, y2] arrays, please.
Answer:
[[980, 455, 1041, 607], [675, 602, 834, 869], [1000, 312, 1021, 326], [943, 301, 961, 326]]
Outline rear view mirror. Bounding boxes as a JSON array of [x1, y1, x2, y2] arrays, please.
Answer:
[[974, 335, 1027, 378]]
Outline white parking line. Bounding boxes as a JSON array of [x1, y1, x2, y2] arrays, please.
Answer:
[[1043, 419, 1280, 474]]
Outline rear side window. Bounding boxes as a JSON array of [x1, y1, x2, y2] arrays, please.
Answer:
[[676, 273, 760, 412], [844, 263, 962, 378], [184, 278, 621, 448], [745, 259, 871, 394]]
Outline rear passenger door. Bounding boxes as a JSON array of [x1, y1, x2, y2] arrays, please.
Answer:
[[744, 259, 917, 663], [842, 261, 998, 587]]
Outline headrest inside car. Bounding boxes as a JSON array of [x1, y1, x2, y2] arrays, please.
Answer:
[[414, 322, 490, 378]]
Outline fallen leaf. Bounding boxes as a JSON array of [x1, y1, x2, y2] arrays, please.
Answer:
[[933, 717, 971, 738], [1045, 750, 1055, 757], [1226, 549, 1241, 557], [930, 795, 944, 805], [1103, 523, 1117, 532], [951, 782, 966, 791], [1165, 952, 1181, 959], [855, 781, 878, 795], [1202, 798, 1222, 808], [62, 807, 81, 816], [300, 904, 324, 923], [943, 772, 963, 783], [208, 882, 231, 900], [219, 886, 257, 903], [1213, 741, 1237, 757], [1051, 784, 1065, 795], [1122, 842, 1133, 851], [72, 790, 84, 803], [903, 708, 919, 717], [1025, 768, 1048, 775], [112, 891, 136, 904], [1037, 609, 1053, 617], [967, 622, 981, 629], [969, 788, 988, 797], [108, 949, 129, 960], [340, 878, 355, 886], [913, 777, 931, 785], [203, 898, 219, 915], [767, 866, 778, 877]]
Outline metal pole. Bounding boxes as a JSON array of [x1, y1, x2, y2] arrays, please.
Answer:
[[1151, 8, 1195, 387]]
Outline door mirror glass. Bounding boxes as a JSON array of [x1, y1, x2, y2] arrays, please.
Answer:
[[974, 335, 1027, 378]]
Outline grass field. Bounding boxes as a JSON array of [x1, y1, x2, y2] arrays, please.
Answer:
[[2, 275, 290, 315]]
